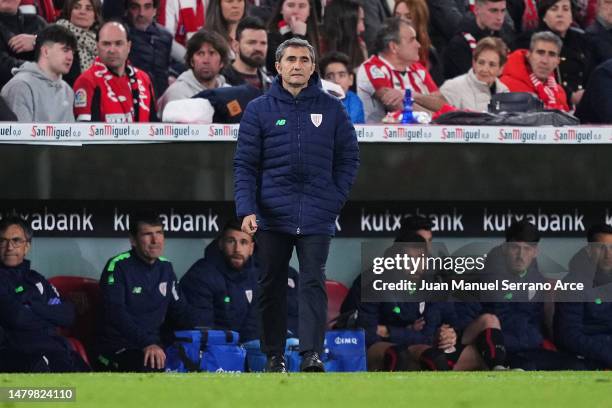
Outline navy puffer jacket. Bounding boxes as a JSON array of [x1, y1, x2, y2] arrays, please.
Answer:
[[233, 73, 360, 236]]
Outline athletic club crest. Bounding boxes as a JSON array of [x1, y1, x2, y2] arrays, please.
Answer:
[[245, 290, 253, 304], [310, 114, 322, 127], [159, 282, 167, 296]]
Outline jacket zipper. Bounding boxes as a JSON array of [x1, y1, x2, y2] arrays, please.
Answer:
[[296, 98, 302, 235]]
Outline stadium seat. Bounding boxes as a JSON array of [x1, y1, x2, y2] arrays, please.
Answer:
[[49, 276, 101, 361], [326, 280, 349, 328]]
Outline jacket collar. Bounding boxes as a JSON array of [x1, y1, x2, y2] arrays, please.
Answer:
[[269, 71, 323, 102]]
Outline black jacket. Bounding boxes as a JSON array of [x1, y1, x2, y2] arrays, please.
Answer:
[[586, 19, 612, 68], [128, 22, 173, 99], [443, 14, 515, 80], [97, 250, 200, 352], [0, 260, 75, 353], [576, 59, 612, 123], [0, 11, 47, 88], [0, 95, 17, 121]]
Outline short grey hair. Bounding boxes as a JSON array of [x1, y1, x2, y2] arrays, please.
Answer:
[[374, 17, 414, 54], [275, 38, 316, 63], [530, 31, 563, 54]]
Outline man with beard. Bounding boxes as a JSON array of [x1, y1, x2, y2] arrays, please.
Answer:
[[157, 28, 230, 115], [222, 16, 272, 91], [180, 219, 299, 343]]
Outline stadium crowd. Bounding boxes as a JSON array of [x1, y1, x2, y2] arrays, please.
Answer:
[[1, 0, 612, 123]]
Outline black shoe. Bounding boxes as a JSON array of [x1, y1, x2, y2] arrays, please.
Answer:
[[265, 355, 287, 373], [300, 351, 325, 372]]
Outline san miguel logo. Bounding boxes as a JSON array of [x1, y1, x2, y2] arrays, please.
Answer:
[[208, 125, 239, 139], [31, 125, 74, 139], [148, 125, 193, 138], [88, 125, 131, 138], [383, 127, 431, 141], [497, 128, 541, 143], [441, 128, 487, 142], [0, 125, 20, 137], [553, 129, 599, 143]]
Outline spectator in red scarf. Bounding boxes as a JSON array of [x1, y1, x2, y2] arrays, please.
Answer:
[[501, 30, 569, 111]]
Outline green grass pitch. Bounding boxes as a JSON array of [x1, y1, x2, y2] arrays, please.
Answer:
[[0, 371, 610, 408]]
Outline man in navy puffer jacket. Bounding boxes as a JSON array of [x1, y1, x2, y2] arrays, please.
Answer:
[[180, 219, 300, 343], [234, 37, 359, 372]]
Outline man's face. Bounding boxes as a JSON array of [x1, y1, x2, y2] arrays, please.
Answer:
[[503, 242, 538, 274], [191, 42, 224, 83], [128, 0, 157, 31], [415, 229, 433, 254], [394, 25, 420, 66], [543, 0, 573, 34], [130, 223, 164, 264], [0, 0, 20, 14], [236, 28, 267, 68], [97, 23, 131, 72], [599, 0, 612, 25], [275, 46, 315, 89], [0, 225, 31, 268], [220, 229, 254, 270], [44, 42, 74, 76], [475, 0, 506, 32], [323, 62, 353, 94], [527, 40, 561, 81], [588, 233, 612, 272]]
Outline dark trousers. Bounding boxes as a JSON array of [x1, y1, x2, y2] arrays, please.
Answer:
[[256, 230, 330, 356], [507, 349, 587, 370], [0, 348, 89, 373], [93, 349, 165, 372]]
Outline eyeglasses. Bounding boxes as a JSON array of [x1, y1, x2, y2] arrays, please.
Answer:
[[0, 237, 28, 248]]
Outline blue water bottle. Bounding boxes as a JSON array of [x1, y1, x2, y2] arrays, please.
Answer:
[[401, 89, 414, 124]]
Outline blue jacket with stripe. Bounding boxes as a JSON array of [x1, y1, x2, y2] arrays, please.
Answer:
[[233, 73, 360, 236], [0, 260, 74, 353], [97, 250, 200, 352]]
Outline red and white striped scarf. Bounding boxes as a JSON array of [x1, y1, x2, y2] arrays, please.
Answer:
[[529, 72, 558, 108]]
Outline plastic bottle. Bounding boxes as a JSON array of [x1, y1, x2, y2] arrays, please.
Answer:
[[401, 89, 414, 124]]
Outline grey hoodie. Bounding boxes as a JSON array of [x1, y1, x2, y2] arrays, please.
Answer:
[[157, 69, 229, 115], [0, 62, 75, 122]]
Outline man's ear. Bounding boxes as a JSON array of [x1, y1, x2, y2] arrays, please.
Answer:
[[275, 61, 281, 74], [349, 72, 354, 87]]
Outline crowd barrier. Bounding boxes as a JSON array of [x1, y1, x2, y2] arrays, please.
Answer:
[[1, 123, 611, 145]]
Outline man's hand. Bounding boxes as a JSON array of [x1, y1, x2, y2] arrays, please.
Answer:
[[8, 34, 36, 54], [437, 324, 457, 350], [241, 214, 258, 236], [570, 89, 584, 106], [375, 88, 404, 111], [143, 344, 166, 369], [410, 317, 425, 332], [376, 325, 390, 338]]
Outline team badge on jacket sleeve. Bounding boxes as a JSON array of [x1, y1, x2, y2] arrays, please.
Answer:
[[245, 290, 253, 304], [310, 114, 322, 127], [159, 282, 167, 296]]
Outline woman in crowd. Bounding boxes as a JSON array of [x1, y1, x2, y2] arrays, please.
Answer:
[[265, 0, 320, 73], [206, 0, 246, 51], [440, 37, 509, 111], [513, 0, 593, 108], [319, 0, 367, 76], [393, 0, 443, 85], [56, 0, 102, 86]]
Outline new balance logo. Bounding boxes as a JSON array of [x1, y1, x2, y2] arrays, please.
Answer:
[[275, 119, 286, 126]]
